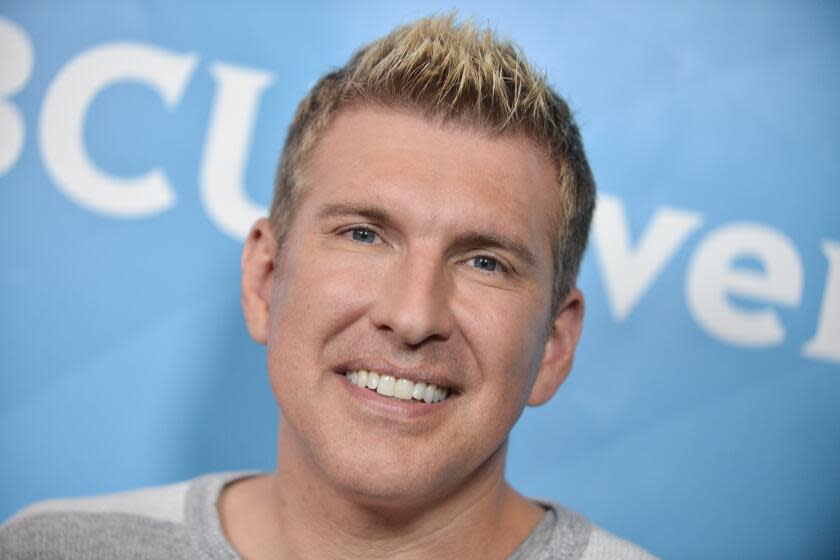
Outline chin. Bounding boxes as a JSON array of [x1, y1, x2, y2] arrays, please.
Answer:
[[320, 448, 456, 511]]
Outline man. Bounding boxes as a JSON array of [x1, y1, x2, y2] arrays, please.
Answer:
[[1, 15, 655, 559]]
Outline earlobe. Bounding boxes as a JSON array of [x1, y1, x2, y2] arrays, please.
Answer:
[[241, 218, 278, 345], [527, 289, 585, 406]]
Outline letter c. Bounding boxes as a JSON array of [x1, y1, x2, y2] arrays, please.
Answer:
[[39, 43, 197, 216]]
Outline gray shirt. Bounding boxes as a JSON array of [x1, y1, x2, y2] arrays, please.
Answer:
[[1, 472, 656, 559]]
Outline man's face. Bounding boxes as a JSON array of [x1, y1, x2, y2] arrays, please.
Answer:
[[245, 105, 580, 507]]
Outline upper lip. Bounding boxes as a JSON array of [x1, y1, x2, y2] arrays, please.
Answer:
[[334, 359, 461, 393]]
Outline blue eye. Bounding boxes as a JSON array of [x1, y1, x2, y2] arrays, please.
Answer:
[[350, 227, 377, 243], [472, 256, 498, 272]]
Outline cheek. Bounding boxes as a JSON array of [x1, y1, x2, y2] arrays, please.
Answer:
[[265, 246, 376, 380], [459, 277, 548, 349], [446, 301, 546, 472], [455, 289, 549, 400]]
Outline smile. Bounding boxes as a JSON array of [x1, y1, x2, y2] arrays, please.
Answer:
[[344, 369, 450, 403]]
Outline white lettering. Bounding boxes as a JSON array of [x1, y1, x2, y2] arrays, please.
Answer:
[[0, 17, 34, 176], [686, 223, 803, 346], [200, 62, 272, 239], [593, 194, 702, 321], [39, 43, 197, 216], [802, 240, 840, 363]]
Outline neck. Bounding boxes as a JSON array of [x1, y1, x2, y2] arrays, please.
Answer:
[[219, 418, 544, 560]]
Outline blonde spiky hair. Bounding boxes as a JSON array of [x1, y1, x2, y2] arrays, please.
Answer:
[[270, 14, 595, 312]]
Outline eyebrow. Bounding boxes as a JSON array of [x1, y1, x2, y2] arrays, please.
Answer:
[[316, 202, 537, 269], [316, 202, 396, 228]]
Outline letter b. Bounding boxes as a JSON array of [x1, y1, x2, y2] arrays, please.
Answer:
[[0, 17, 34, 176]]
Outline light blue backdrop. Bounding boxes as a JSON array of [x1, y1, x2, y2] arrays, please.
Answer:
[[1, 1, 838, 558]]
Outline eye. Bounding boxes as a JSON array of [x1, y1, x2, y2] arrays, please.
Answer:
[[472, 255, 499, 272], [348, 226, 378, 244]]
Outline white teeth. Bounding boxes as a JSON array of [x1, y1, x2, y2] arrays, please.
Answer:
[[412, 382, 426, 400], [394, 378, 414, 400], [344, 370, 449, 403], [376, 375, 396, 397], [356, 370, 368, 388]]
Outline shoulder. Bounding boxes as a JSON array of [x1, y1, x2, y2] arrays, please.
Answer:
[[0, 479, 194, 559], [524, 501, 657, 560], [7, 479, 191, 525], [581, 526, 658, 560]]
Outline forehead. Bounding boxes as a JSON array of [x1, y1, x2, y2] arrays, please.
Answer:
[[303, 106, 559, 259]]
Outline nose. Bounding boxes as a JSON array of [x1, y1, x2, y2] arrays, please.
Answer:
[[369, 249, 454, 347]]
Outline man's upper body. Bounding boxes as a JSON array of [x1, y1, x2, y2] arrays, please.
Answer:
[[2, 15, 656, 559], [1, 473, 654, 559]]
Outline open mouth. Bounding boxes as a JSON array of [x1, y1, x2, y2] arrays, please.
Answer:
[[343, 369, 451, 403]]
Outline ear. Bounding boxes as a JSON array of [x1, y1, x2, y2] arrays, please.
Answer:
[[241, 218, 277, 345], [527, 289, 585, 406]]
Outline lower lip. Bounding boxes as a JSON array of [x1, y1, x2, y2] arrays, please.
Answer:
[[336, 374, 455, 421]]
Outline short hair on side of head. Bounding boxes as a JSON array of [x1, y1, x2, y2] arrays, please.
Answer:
[[269, 13, 596, 314]]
